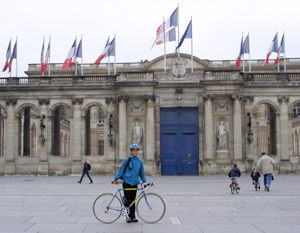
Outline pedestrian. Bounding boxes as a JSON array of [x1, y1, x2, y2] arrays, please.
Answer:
[[77, 159, 93, 184], [228, 163, 241, 190], [111, 144, 147, 223], [251, 167, 260, 189], [255, 152, 276, 191]]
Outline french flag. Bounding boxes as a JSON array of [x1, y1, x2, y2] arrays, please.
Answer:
[[94, 38, 110, 69], [41, 41, 50, 74], [266, 33, 278, 66], [2, 40, 11, 72], [156, 7, 178, 35], [40, 39, 45, 74], [62, 39, 76, 70], [274, 34, 285, 66], [235, 36, 244, 69], [151, 27, 176, 49], [7, 41, 17, 73]]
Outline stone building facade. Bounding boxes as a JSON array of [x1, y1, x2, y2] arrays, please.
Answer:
[[0, 53, 300, 176]]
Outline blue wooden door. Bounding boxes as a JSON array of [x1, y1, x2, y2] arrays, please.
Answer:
[[160, 108, 199, 175]]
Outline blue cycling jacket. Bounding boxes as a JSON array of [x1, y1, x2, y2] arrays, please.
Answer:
[[114, 156, 146, 185]]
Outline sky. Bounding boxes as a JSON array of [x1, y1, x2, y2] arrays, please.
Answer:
[[1, 0, 300, 78]]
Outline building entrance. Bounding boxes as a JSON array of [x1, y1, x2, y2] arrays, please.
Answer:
[[160, 107, 199, 175]]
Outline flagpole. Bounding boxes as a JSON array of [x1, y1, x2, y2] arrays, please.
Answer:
[[75, 36, 77, 76], [191, 17, 193, 73], [114, 34, 116, 75], [177, 3, 180, 57], [108, 35, 110, 75], [283, 32, 286, 72], [16, 36, 18, 78], [42, 36, 45, 77], [10, 37, 12, 78], [81, 35, 83, 76], [248, 32, 251, 73], [163, 17, 166, 73], [48, 36, 51, 77], [242, 32, 245, 73]]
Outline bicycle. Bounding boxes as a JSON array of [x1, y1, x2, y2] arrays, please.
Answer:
[[93, 181, 166, 224], [229, 177, 240, 194]]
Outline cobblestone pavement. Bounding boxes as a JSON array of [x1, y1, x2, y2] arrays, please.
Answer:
[[1, 174, 300, 233]]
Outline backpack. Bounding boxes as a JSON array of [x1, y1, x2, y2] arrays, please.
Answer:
[[87, 163, 91, 170]]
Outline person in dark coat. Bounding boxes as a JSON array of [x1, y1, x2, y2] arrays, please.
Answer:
[[251, 167, 261, 189], [228, 163, 241, 189], [77, 159, 93, 184]]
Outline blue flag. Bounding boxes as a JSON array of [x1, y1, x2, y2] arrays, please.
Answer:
[[176, 20, 192, 50]]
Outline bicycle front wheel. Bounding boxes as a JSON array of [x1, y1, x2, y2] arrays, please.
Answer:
[[93, 193, 122, 224], [136, 193, 166, 223], [230, 184, 235, 194]]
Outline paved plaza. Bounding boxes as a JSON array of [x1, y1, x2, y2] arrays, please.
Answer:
[[1, 174, 300, 233]]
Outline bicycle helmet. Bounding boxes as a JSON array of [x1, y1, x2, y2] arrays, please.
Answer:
[[130, 144, 140, 150]]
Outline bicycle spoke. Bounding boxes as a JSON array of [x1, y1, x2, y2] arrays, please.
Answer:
[[93, 193, 122, 224], [137, 193, 166, 223]]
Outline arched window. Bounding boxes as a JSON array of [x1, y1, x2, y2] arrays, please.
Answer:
[[19, 107, 38, 156], [256, 103, 277, 155], [52, 106, 70, 156], [85, 106, 104, 156]]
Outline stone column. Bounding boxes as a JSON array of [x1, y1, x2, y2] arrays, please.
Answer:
[[71, 98, 83, 173], [203, 93, 214, 161], [144, 95, 155, 161], [118, 95, 128, 161], [231, 94, 243, 161], [4, 99, 17, 175], [38, 99, 50, 175], [278, 96, 290, 160], [244, 96, 254, 162]]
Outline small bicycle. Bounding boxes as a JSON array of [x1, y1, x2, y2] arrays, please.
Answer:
[[93, 181, 166, 224], [229, 177, 240, 194]]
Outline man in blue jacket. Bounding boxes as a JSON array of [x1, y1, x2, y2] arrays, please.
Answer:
[[228, 163, 241, 189], [111, 144, 146, 223]]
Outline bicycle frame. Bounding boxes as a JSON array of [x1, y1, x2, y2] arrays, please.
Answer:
[[106, 186, 150, 213]]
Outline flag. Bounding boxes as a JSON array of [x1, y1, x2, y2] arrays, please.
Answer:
[[266, 33, 278, 66], [243, 34, 249, 54], [94, 38, 110, 69], [235, 36, 244, 69], [40, 39, 45, 74], [62, 39, 76, 70], [2, 40, 11, 72], [76, 39, 82, 58], [176, 20, 192, 50], [7, 41, 17, 73], [150, 27, 176, 50], [107, 38, 115, 56], [156, 7, 178, 35], [41, 41, 50, 74], [274, 34, 285, 66]]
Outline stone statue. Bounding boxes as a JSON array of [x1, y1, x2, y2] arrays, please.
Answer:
[[132, 122, 143, 145], [216, 121, 228, 150]]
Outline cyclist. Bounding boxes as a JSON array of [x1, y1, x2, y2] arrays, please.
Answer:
[[228, 163, 241, 190], [111, 144, 146, 223]]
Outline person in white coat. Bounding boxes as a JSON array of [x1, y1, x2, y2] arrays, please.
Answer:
[[255, 152, 276, 192]]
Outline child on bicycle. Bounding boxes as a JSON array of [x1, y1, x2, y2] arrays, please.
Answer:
[[111, 144, 146, 223], [228, 163, 241, 189], [251, 167, 260, 189]]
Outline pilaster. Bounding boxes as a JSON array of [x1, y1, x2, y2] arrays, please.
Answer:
[[278, 95, 290, 160], [231, 94, 243, 161], [118, 95, 128, 161], [203, 93, 215, 161]]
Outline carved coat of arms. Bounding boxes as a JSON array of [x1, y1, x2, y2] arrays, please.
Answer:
[[171, 58, 186, 78]]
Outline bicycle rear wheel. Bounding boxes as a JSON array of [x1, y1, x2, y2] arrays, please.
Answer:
[[93, 193, 122, 224], [136, 193, 166, 223], [236, 185, 240, 194], [230, 184, 235, 194]]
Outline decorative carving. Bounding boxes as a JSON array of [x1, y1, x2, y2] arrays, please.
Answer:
[[203, 93, 215, 102], [216, 121, 228, 150], [215, 101, 230, 111], [278, 95, 289, 104], [5, 98, 17, 106], [105, 98, 117, 105], [71, 98, 83, 105], [143, 95, 155, 102], [117, 95, 129, 102], [243, 96, 254, 103], [38, 99, 50, 105], [171, 58, 186, 78], [231, 94, 244, 101], [130, 101, 144, 112]]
